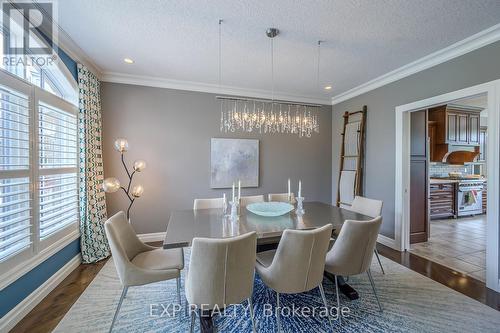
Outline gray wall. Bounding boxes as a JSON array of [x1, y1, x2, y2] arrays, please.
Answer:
[[101, 83, 332, 234], [332, 41, 500, 238]]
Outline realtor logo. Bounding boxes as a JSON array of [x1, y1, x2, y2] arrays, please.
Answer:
[[2, 1, 54, 55]]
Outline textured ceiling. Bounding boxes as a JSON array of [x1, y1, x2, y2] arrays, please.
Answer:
[[55, 0, 500, 102]]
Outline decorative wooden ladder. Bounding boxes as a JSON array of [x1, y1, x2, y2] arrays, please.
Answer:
[[336, 105, 367, 208]]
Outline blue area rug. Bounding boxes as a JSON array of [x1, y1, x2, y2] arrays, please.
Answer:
[[55, 249, 500, 332]]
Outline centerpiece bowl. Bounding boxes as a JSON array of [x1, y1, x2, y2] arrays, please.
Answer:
[[246, 202, 294, 217]]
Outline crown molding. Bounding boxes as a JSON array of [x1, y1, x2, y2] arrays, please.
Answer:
[[332, 23, 500, 105], [56, 27, 103, 79], [101, 72, 332, 106]]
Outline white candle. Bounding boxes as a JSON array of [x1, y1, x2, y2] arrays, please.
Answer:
[[298, 180, 302, 198], [238, 180, 241, 200], [288, 178, 291, 198], [232, 183, 235, 202]]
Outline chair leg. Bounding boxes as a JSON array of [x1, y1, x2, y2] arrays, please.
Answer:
[[189, 308, 196, 333], [374, 248, 385, 274], [367, 269, 383, 312], [334, 276, 342, 325], [318, 283, 333, 328], [276, 291, 282, 332], [176, 277, 181, 305], [109, 286, 128, 333], [247, 297, 257, 333]]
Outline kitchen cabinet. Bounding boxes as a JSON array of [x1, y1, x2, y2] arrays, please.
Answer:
[[429, 182, 457, 219], [429, 104, 482, 146], [478, 127, 487, 161], [428, 104, 482, 164], [469, 114, 480, 145]]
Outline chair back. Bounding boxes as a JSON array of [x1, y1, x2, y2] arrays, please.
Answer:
[[186, 232, 257, 308], [267, 224, 332, 293], [327, 217, 382, 276], [104, 211, 145, 284], [193, 198, 224, 210], [268, 192, 296, 204], [350, 196, 383, 218], [240, 194, 265, 207]]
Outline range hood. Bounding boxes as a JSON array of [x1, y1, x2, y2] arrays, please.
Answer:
[[434, 144, 479, 164]]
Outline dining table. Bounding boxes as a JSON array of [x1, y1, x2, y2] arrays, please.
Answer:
[[163, 201, 372, 332]]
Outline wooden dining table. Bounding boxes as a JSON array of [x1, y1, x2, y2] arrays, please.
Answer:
[[163, 201, 372, 332]]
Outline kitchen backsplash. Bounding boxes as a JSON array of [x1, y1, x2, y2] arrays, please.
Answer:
[[429, 163, 470, 177]]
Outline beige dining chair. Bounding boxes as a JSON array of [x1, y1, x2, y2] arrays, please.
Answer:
[[325, 217, 383, 324], [186, 232, 258, 333], [349, 196, 385, 274], [240, 194, 265, 207], [268, 192, 296, 204], [193, 197, 224, 210], [104, 211, 184, 332], [255, 224, 333, 331]]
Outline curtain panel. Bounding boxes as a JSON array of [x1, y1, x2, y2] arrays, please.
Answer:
[[77, 64, 110, 263]]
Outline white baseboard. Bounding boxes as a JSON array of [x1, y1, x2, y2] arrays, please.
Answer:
[[0, 254, 81, 332], [138, 232, 166, 243], [377, 234, 400, 251]]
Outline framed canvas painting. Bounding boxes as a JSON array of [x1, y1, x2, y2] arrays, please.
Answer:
[[210, 138, 259, 188]]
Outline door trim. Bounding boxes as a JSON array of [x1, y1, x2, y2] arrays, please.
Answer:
[[395, 80, 500, 292]]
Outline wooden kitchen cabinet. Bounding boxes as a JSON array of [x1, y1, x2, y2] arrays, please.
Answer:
[[429, 104, 482, 146], [428, 104, 482, 163], [469, 114, 480, 145], [429, 182, 457, 219], [478, 127, 487, 161]]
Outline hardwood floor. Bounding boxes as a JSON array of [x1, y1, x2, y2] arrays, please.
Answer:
[[10, 243, 500, 333], [10, 258, 109, 333]]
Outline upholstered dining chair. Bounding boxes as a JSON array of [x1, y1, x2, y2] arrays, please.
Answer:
[[104, 211, 184, 332], [348, 196, 385, 274], [193, 197, 224, 210], [255, 225, 333, 331], [240, 194, 265, 207], [186, 232, 258, 333], [267, 192, 296, 204], [325, 217, 383, 324]]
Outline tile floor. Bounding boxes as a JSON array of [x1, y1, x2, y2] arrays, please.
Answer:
[[410, 215, 486, 282]]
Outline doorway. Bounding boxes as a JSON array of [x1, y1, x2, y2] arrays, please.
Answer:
[[395, 80, 500, 291], [408, 95, 488, 282]]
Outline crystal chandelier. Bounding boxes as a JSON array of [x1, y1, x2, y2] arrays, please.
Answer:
[[217, 23, 321, 138], [219, 98, 319, 137]]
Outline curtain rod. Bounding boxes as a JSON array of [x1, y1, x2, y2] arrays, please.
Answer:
[[215, 95, 323, 108]]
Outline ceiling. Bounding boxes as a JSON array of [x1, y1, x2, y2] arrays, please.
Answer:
[[55, 0, 500, 104]]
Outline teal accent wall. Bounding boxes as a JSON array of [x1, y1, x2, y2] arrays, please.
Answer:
[[0, 239, 80, 318]]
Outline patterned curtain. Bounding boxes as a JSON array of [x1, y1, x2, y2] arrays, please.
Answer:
[[78, 64, 110, 263]]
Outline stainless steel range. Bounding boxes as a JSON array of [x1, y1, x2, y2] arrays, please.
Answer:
[[457, 179, 484, 216]]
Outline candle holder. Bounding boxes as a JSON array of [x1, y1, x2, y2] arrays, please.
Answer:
[[230, 200, 239, 221], [296, 196, 305, 215], [222, 195, 228, 215]]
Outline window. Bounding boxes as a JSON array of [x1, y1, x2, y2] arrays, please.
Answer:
[[0, 69, 79, 274], [0, 24, 78, 105]]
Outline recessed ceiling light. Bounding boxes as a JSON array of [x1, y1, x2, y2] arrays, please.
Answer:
[[324, 85, 332, 90], [124, 58, 134, 64]]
